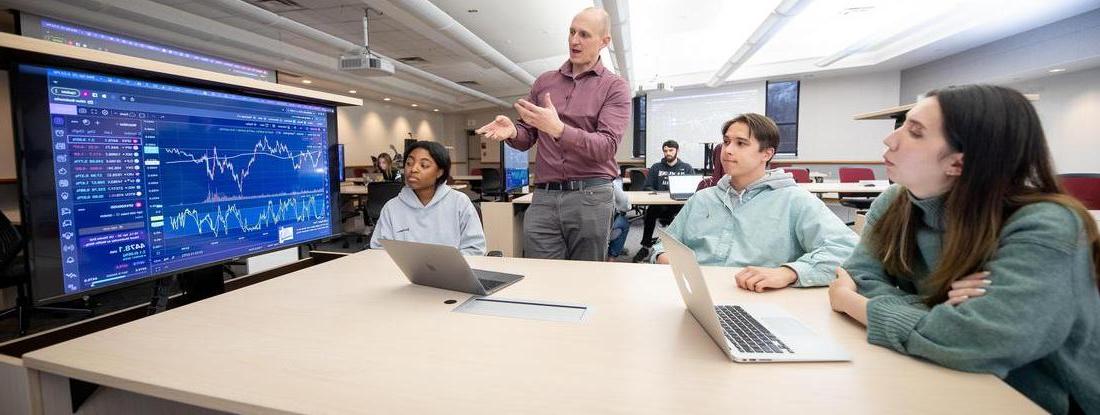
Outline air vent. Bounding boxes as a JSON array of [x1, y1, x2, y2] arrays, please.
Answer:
[[247, 0, 307, 13], [456, 80, 481, 86], [397, 56, 429, 64]]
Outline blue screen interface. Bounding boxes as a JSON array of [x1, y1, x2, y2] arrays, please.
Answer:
[[42, 66, 334, 294], [503, 144, 528, 192]]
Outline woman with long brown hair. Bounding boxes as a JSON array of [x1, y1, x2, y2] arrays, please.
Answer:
[[828, 84, 1099, 414]]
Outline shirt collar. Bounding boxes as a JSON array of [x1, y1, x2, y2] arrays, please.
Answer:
[[559, 57, 607, 79]]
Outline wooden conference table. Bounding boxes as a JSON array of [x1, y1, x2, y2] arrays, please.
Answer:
[[22, 250, 1038, 414]]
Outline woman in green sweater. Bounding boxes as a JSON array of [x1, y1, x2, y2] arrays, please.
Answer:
[[827, 84, 1100, 414]]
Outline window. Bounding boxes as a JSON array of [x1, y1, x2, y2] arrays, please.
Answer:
[[765, 80, 799, 156]]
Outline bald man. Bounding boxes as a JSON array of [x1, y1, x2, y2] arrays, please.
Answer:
[[477, 7, 631, 262]]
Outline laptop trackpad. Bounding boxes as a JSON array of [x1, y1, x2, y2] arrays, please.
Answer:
[[760, 317, 812, 337]]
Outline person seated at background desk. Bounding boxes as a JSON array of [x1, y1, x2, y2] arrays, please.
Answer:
[[634, 139, 693, 262], [651, 113, 857, 291], [827, 84, 1100, 414], [376, 152, 402, 182], [607, 177, 631, 260], [370, 141, 486, 255]]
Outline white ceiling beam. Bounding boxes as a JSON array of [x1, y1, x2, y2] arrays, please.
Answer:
[[369, 0, 536, 87], [596, 0, 633, 88], [201, 0, 510, 107], [705, 0, 810, 87]]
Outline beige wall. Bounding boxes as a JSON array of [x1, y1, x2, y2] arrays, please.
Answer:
[[337, 100, 447, 168]]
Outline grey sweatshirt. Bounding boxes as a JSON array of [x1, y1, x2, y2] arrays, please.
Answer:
[[369, 183, 487, 256], [847, 185, 1100, 414]]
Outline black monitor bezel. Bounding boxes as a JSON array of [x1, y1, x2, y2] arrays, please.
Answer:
[[7, 51, 342, 305]]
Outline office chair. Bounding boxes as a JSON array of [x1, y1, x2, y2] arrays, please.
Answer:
[[477, 168, 503, 202], [838, 167, 876, 211], [697, 145, 725, 190], [626, 169, 648, 219], [365, 182, 405, 228], [0, 210, 92, 336], [627, 169, 647, 191], [782, 168, 811, 183], [468, 168, 484, 194], [1060, 173, 1100, 210]]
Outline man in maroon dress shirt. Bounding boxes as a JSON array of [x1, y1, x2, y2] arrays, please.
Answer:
[[476, 7, 631, 261]]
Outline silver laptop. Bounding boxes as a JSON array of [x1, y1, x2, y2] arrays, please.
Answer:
[[657, 229, 849, 362], [379, 239, 523, 295], [667, 175, 703, 201]]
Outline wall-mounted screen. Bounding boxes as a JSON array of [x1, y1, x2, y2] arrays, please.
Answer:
[[13, 64, 338, 304]]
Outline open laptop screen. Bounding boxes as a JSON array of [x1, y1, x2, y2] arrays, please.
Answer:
[[668, 175, 703, 195]]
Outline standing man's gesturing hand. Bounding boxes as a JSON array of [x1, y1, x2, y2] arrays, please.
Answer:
[[475, 115, 518, 141], [514, 93, 566, 139]]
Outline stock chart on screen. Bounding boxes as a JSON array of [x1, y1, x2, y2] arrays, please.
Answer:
[[35, 65, 335, 296]]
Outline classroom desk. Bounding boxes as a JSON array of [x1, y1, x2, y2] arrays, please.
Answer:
[[486, 191, 686, 256], [511, 190, 686, 206], [1, 208, 19, 226], [339, 185, 370, 195], [340, 184, 466, 195], [20, 250, 1039, 414], [800, 182, 890, 195]]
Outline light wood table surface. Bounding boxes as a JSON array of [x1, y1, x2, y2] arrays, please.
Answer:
[[22, 251, 1039, 414], [339, 185, 370, 195], [1, 208, 18, 226], [453, 175, 483, 182], [799, 182, 890, 195], [512, 191, 686, 206]]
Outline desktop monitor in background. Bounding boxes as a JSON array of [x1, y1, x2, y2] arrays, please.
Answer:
[[12, 64, 340, 304], [336, 144, 346, 182], [501, 143, 529, 194]]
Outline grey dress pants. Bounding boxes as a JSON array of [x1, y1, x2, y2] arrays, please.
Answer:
[[523, 184, 614, 261]]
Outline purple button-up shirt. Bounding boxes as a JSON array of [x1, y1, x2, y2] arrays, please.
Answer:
[[507, 58, 631, 184]]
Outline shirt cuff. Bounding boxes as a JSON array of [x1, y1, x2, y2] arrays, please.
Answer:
[[781, 262, 816, 287], [866, 295, 928, 352]]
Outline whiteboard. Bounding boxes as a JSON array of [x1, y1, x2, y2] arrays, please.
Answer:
[[644, 84, 765, 169]]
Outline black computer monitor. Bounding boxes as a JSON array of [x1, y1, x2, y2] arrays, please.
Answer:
[[11, 63, 340, 304], [336, 143, 345, 182], [501, 143, 529, 193]]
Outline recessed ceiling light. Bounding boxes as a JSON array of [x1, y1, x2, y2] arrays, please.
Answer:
[[411, 103, 419, 107], [433, 109, 439, 112], [301, 79, 312, 84], [383, 97, 391, 101], [1049, 68, 1066, 73], [348, 90, 357, 94]]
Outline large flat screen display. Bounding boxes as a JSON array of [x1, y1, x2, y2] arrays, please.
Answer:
[[13, 64, 339, 303], [502, 144, 528, 193]]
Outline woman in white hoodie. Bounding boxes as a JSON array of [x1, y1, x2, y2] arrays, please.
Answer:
[[369, 141, 487, 255]]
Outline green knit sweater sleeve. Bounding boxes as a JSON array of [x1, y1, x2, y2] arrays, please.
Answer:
[[844, 185, 927, 306], [866, 202, 1083, 377]]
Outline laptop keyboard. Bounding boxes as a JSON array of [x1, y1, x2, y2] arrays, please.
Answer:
[[715, 305, 793, 354], [478, 278, 506, 292]]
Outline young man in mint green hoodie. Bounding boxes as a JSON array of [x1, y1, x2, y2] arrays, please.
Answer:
[[651, 113, 857, 290]]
